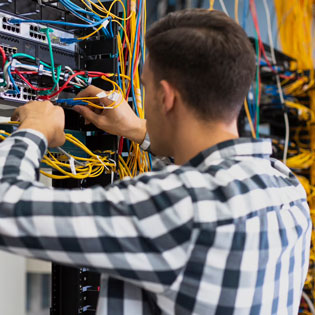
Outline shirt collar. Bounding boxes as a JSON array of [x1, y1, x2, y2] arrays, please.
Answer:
[[186, 138, 272, 169]]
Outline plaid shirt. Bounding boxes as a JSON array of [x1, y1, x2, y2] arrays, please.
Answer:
[[0, 129, 311, 315]]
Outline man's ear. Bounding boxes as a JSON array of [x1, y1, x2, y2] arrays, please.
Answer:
[[160, 80, 176, 114]]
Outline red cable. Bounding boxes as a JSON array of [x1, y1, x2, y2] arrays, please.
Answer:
[[38, 71, 110, 100], [118, 136, 124, 156], [0, 46, 6, 68], [12, 71, 38, 75], [249, 0, 292, 80], [14, 69, 52, 91], [39, 71, 86, 100]]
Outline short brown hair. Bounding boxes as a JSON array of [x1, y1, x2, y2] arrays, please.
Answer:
[[146, 9, 256, 122]]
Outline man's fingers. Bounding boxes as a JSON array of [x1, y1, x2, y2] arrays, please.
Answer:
[[73, 105, 100, 126], [76, 85, 104, 98], [11, 107, 22, 122], [76, 86, 118, 107]]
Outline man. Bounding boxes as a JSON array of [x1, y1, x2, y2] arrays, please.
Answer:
[[0, 9, 311, 315]]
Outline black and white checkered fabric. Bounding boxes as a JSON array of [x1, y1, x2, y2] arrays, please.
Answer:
[[0, 129, 311, 315]]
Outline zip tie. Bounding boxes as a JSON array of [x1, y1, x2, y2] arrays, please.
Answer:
[[69, 157, 77, 175], [37, 64, 44, 75], [107, 92, 120, 102], [131, 0, 136, 12], [96, 155, 109, 171], [56, 146, 86, 166], [108, 158, 116, 167], [96, 91, 107, 99], [10, 59, 18, 71], [102, 20, 109, 29]]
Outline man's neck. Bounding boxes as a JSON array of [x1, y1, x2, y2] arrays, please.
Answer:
[[172, 118, 239, 165]]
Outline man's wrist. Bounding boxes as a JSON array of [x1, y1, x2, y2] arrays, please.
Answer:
[[19, 121, 50, 143], [128, 118, 147, 144]]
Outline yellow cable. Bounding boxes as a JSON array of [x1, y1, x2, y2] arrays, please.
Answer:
[[210, 0, 215, 10], [235, 0, 239, 24], [244, 98, 256, 138]]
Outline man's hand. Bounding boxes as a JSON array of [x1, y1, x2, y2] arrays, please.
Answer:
[[73, 85, 147, 144], [11, 101, 65, 147]]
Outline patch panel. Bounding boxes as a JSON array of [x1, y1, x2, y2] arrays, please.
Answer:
[[29, 24, 46, 41], [0, 43, 17, 55], [0, 31, 77, 69], [0, 12, 76, 52], [1, 85, 37, 102], [2, 16, 20, 34]]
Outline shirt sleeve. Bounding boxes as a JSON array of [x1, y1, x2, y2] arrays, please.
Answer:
[[0, 130, 194, 293]]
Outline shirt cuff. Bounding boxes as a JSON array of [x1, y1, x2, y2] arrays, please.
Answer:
[[10, 129, 48, 158], [139, 132, 151, 152]]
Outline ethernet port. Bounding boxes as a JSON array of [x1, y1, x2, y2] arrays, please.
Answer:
[[23, 95, 27, 100], [31, 96, 36, 100], [30, 32, 34, 37], [3, 17, 6, 23], [34, 33, 38, 39], [3, 24, 6, 30], [17, 94, 20, 98], [27, 95, 31, 100], [7, 26, 11, 31], [34, 26, 38, 32], [30, 25, 33, 31]]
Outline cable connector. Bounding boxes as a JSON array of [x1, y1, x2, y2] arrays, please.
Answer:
[[38, 64, 44, 75], [10, 59, 18, 71], [60, 37, 80, 44]]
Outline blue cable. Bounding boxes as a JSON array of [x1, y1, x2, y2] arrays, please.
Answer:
[[117, 62, 122, 91], [10, 18, 106, 28], [59, 0, 97, 23], [242, 0, 249, 30], [59, 0, 110, 37], [148, 153, 153, 169], [7, 65, 20, 94], [109, 19, 114, 38], [55, 99, 89, 106], [130, 0, 143, 117]]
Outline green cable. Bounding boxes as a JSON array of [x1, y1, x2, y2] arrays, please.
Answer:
[[39, 65, 62, 96], [254, 31, 260, 139], [12, 53, 51, 69], [0, 61, 7, 86], [40, 28, 58, 85], [120, 0, 127, 40]]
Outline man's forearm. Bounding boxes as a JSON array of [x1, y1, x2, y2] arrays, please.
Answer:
[[127, 118, 147, 145]]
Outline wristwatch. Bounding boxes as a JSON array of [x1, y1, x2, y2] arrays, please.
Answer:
[[139, 131, 151, 152]]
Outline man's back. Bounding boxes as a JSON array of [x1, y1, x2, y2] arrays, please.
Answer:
[[95, 138, 311, 315]]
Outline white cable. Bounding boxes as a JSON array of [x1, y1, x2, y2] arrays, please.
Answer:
[[302, 291, 315, 315], [219, 0, 229, 16], [263, 0, 289, 163], [64, 66, 87, 86], [3, 61, 12, 91], [56, 146, 86, 166]]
